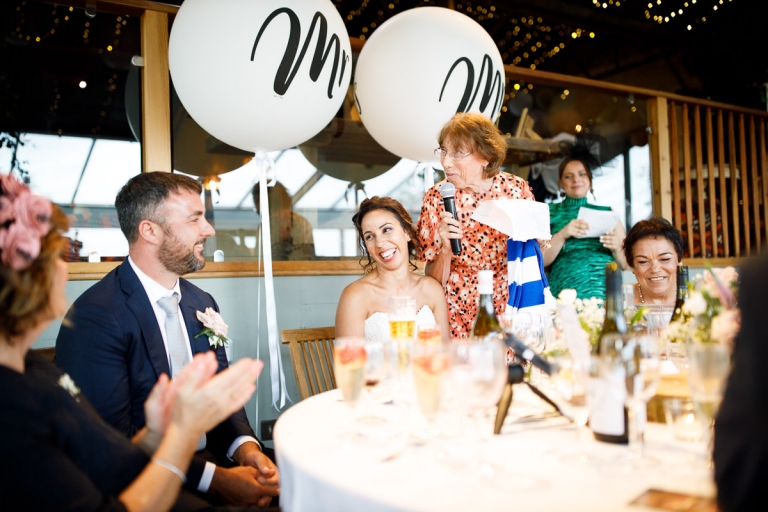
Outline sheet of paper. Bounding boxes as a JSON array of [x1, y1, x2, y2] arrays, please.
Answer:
[[577, 207, 619, 238], [471, 199, 551, 241]]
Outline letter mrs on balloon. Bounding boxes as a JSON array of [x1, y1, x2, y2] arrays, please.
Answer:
[[252, 7, 350, 99]]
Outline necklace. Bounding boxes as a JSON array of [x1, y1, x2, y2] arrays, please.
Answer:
[[637, 284, 645, 304]]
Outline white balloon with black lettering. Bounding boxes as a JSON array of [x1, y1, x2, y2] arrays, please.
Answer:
[[354, 6, 505, 163], [169, 0, 351, 153]]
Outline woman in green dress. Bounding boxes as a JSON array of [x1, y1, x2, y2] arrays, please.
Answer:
[[543, 156, 628, 299]]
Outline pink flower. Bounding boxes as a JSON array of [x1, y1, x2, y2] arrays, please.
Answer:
[[196, 307, 228, 337], [0, 196, 13, 225], [716, 266, 738, 285], [0, 222, 41, 270], [0, 174, 27, 200], [711, 309, 741, 349], [704, 266, 737, 309], [13, 193, 52, 237]]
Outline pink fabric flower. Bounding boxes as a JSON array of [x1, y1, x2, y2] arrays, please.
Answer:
[[13, 192, 52, 237], [0, 196, 13, 224], [0, 174, 27, 200], [0, 222, 41, 270], [711, 309, 741, 349]]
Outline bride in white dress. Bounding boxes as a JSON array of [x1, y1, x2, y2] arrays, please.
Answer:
[[335, 197, 449, 341]]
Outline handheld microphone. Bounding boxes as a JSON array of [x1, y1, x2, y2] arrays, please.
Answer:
[[501, 332, 553, 376], [439, 182, 462, 256]]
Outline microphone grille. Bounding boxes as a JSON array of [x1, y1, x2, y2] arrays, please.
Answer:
[[440, 182, 456, 198]]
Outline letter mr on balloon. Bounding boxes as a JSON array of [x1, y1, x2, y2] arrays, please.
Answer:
[[440, 54, 504, 121], [354, 7, 506, 163], [252, 7, 350, 100], [168, 0, 351, 154]]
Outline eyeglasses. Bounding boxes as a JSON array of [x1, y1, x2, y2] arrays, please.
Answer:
[[434, 148, 472, 161]]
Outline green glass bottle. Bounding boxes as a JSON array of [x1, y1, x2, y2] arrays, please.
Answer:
[[471, 270, 502, 340], [670, 264, 690, 323], [590, 262, 629, 444]]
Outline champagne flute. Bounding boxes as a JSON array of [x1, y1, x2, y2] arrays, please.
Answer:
[[549, 354, 596, 465], [412, 341, 451, 442], [357, 339, 388, 425], [599, 332, 662, 470], [446, 338, 508, 477], [416, 323, 442, 345], [333, 337, 367, 440], [388, 296, 416, 392], [687, 342, 731, 467]]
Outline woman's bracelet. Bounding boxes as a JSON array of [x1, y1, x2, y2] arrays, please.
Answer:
[[151, 457, 187, 484]]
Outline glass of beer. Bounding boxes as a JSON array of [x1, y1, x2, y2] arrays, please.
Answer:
[[388, 296, 417, 381]]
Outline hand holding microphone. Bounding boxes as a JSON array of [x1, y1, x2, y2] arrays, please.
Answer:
[[439, 182, 462, 256]]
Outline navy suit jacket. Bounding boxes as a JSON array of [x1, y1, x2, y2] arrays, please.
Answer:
[[56, 260, 257, 488]]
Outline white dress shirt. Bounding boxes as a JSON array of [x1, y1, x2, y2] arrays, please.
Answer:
[[128, 257, 258, 491]]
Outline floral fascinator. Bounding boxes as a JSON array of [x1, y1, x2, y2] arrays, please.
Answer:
[[0, 174, 52, 270]]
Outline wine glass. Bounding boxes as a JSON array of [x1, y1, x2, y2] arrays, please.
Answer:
[[412, 341, 451, 442], [599, 332, 662, 470], [444, 337, 508, 477], [333, 337, 367, 440], [686, 342, 731, 467], [549, 354, 596, 465]]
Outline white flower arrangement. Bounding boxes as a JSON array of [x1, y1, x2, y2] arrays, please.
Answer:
[[195, 307, 229, 348], [664, 265, 740, 349], [555, 289, 605, 349]]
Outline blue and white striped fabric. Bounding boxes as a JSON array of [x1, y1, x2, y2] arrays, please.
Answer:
[[507, 239, 555, 316]]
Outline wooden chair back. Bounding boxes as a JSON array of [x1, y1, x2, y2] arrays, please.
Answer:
[[280, 327, 336, 400], [32, 346, 56, 363]]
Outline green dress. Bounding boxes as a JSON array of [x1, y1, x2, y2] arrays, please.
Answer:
[[548, 196, 616, 300]]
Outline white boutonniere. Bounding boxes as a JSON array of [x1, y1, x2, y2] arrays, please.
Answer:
[[195, 307, 229, 348], [58, 373, 81, 399]]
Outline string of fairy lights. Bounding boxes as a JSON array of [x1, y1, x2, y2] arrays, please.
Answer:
[[593, 0, 736, 30], [335, 1, 595, 113], [11, 1, 132, 135]]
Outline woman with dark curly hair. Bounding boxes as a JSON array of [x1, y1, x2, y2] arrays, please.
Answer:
[[622, 216, 685, 305], [335, 196, 449, 341], [0, 174, 262, 511]]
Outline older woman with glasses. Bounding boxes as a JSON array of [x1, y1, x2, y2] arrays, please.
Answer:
[[417, 112, 549, 339]]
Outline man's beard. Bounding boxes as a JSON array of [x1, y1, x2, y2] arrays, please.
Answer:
[[158, 227, 206, 276]]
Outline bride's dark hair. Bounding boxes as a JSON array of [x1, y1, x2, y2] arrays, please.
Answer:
[[352, 196, 420, 273]]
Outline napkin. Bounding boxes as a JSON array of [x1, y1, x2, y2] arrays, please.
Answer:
[[472, 199, 551, 241]]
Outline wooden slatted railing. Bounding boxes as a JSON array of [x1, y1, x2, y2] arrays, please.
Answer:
[[667, 100, 768, 258]]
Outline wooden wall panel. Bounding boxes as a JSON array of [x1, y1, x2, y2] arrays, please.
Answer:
[[140, 10, 171, 173]]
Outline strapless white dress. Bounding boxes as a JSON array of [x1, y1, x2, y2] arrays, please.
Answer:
[[364, 305, 437, 341]]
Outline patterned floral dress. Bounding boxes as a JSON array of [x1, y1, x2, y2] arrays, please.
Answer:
[[417, 172, 535, 338]]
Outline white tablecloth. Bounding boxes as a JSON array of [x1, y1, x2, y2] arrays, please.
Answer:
[[274, 385, 715, 512]]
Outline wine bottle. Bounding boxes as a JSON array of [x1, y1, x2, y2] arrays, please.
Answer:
[[590, 262, 629, 444], [669, 264, 690, 322], [471, 270, 502, 340]]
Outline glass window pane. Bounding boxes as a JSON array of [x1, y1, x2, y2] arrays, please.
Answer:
[[0, 1, 142, 260]]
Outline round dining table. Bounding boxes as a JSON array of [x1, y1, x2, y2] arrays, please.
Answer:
[[274, 384, 716, 512]]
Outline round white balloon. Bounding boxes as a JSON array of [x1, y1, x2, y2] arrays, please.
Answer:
[[169, 0, 351, 153], [354, 7, 505, 163]]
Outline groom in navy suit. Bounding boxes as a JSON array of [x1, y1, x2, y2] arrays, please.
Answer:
[[56, 172, 279, 509]]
